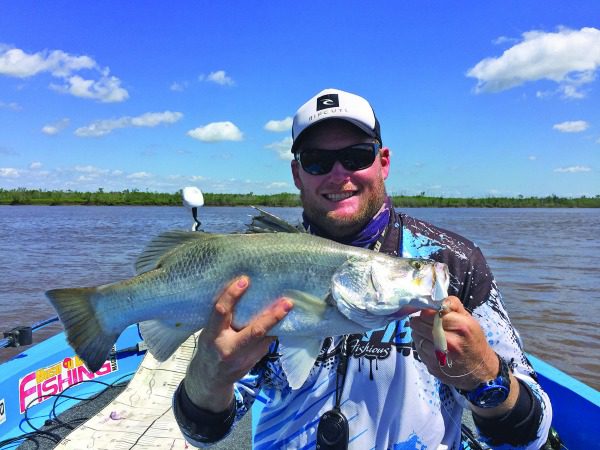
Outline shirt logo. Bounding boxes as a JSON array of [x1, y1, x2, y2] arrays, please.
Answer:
[[0, 398, 6, 425], [316, 94, 339, 111]]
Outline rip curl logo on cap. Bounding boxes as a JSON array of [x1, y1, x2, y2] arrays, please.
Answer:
[[316, 93, 339, 111]]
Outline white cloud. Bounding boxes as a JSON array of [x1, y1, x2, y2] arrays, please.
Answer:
[[131, 111, 182, 127], [187, 121, 243, 142], [170, 81, 189, 92], [199, 70, 234, 86], [467, 27, 600, 97], [74, 165, 109, 175], [265, 137, 294, 160], [553, 120, 589, 133], [0, 48, 94, 78], [266, 182, 290, 190], [264, 117, 293, 132], [528, 155, 537, 160], [42, 118, 70, 135], [75, 111, 183, 137], [127, 171, 152, 179], [0, 167, 20, 177], [0, 100, 21, 111], [492, 36, 519, 46], [51, 73, 129, 103], [554, 165, 591, 173], [30, 161, 42, 169], [0, 45, 128, 102]]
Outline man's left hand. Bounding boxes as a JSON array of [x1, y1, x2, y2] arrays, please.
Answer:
[[409, 296, 499, 391]]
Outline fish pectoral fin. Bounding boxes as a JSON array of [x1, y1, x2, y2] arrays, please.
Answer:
[[278, 336, 323, 390], [135, 231, 217, 274], [139, 320, 195, 362], [281, 290, 327, 316]]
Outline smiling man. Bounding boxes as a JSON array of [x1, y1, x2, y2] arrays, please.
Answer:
[[174, 89, 553, 449]]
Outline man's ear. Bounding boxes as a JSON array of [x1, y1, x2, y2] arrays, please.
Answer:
[[291, 159, 303, 189], [379, 147, 391, 180]]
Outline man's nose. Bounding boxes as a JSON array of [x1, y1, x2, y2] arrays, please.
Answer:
[[327, 160, 351, 180]]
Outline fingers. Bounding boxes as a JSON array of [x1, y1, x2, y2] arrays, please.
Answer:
[[238, 297, 293, 344], [205, 276, 250, 337]]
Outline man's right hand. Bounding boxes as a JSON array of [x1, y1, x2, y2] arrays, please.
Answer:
[[183, 275, 293, 413]]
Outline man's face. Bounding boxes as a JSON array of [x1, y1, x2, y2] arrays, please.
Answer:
[[291, 120, 390, 238]]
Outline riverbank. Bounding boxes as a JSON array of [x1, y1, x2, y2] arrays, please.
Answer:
[[1, 188, 599, 207]]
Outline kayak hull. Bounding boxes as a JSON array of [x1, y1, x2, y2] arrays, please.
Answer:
[[1, 330, 598, 449]]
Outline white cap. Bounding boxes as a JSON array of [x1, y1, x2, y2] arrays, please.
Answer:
[[291, 88, 381, 152]]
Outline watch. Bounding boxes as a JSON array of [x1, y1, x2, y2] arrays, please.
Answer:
[[458, 353, 512, 409]]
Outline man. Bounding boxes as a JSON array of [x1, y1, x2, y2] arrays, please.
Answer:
[[173, 89, 552, 449]]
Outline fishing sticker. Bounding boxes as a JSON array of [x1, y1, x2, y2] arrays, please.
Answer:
[[0, 398, 6, 425], [18, 350, 118, 414]]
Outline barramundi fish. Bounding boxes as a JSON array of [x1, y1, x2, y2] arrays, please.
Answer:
[[46, 215, 449, 389]]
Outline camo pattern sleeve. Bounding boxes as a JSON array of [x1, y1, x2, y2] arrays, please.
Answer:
[[400, 213, 553, 449]]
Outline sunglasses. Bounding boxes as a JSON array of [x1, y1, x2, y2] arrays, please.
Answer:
[[295, 142, 380, 176]]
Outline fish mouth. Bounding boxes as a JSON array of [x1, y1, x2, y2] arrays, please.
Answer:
[[322, 191, 357, 202]]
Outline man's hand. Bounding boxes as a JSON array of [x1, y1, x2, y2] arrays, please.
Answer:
[[410, 296, 519, 416], [183, 276, 293, 413]]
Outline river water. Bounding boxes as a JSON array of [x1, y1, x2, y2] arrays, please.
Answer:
[[0, 205, 598, 390]]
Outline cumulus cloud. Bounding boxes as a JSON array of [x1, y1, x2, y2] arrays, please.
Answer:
[[264, 117, 293, 132], [265, 137, 294, 160], [170, 81, 188, 92], [187, 121, 243, 142], [0, 100, 21, 111], [51, 73, 128, 103], [553, 120, 589, 133], [199, 70, 234, 86], [467, 27, 600, 98], [0, 45, 129, 102], [127, 171, 152, 179], [0, 167, 20, 177], [75, 111, 183, 137], [554, 165, 591, 173], [528, 155, 537, 160], [42, 118, 70, 135], [30, 161, 42, 169]]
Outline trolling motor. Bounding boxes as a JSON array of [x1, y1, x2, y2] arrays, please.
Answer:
[[182, 186, 204, 231]]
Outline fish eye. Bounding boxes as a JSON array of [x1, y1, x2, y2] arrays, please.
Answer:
[[411, 260, 423, 270]]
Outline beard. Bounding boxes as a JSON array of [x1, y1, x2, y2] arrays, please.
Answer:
[[301, 175, 388, 240]]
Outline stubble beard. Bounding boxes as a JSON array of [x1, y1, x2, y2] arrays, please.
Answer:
[[301, 176, 387, 240]]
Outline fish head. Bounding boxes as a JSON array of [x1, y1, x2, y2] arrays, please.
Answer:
[[331, 256, 449, 328]]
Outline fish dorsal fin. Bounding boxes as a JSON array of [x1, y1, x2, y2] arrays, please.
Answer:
[[247, 206, 306, 234], [135, 230, 215, 274]]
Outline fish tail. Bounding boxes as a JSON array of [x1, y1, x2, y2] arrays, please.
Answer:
[[45, 287, 118, 372]]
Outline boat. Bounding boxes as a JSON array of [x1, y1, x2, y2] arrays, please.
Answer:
[[1, 316, 598, 449], [1, 190, 598, 448]]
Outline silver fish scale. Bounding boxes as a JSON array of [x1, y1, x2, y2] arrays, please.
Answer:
[[97, 233, 376, 337]]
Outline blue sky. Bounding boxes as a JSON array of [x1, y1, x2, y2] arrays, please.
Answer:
[[1, 1, 599, 197]]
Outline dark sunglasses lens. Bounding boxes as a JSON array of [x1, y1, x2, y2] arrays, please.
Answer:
[[339, 146, 376, 171], [299, 144, 377, 175], [300, 151, 334, 175]]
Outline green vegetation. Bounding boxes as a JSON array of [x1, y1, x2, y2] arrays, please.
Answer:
[[0, 188, 599, 207]]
